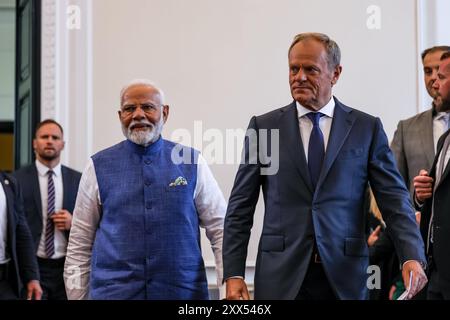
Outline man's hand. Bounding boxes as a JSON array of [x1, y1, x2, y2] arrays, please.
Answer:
[[367, 225, 382, 247], [413, 170, 433, 203], [226, 278, 250, 300], [27, 280, 43, 300], [415, 211, 421, 225], [389, 284, 396, 300], [402, 261, 428, 299], [51, 209, 72, 231]]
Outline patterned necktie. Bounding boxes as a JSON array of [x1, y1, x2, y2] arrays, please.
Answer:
[[45, 170, 55, 258], [306, 112, 325, 190]]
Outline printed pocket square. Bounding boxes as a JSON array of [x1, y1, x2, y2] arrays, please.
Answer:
[[169, 176, 188, 187]]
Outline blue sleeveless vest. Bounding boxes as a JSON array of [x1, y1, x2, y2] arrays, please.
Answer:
[[90, 138, 208, 299]]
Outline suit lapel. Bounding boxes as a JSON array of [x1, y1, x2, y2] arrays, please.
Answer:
[[30, 165, 43, 221], [435, 129, 450, 189], [1, 173, 16, 247], [421, 109, 435, 167], [316, 99, 355, 189], [61, 166, 68, 210], [280, 102, 314, 194]]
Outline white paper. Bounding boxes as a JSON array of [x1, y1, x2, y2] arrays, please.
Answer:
[[397, 271, 413, 300]]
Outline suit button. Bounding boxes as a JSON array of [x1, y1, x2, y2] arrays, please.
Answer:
[[144, 160, 151, 165], [146, 203, 152, 210], [145, 181, 151, 186]]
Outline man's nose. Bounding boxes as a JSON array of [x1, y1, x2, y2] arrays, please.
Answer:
[[432, 80, 440, 90], [132, 106, 146, 119], [430, 70, 439, 81], [294, 69, 307, 82]]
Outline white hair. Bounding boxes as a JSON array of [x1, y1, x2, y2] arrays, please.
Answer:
[[119, 79, 166, 105]]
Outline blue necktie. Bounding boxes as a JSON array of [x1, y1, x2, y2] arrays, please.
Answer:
[[45, 170, 55, 258], [306, 112, 325, 190]]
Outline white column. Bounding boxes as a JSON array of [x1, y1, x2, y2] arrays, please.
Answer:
[[41, 0, 93, 171]]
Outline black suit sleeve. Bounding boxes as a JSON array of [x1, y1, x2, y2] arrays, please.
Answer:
[[12, 180, 40, 284], [369, 230, 395, 265], [223, 116, 262, 280]]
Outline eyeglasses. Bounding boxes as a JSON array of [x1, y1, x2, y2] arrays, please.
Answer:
[[121, 104, 162, 116]]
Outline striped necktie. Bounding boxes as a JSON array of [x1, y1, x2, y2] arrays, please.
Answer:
[[45, 170, 55, 258]]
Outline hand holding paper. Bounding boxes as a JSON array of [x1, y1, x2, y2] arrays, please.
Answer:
[[400, 261, 428, 299]]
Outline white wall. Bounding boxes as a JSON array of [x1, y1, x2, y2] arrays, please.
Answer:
[[41, 0, 450, 285], [90, 0, 420, 268]]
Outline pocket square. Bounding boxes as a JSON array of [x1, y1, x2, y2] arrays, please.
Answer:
[[169, 176, 188, 187]]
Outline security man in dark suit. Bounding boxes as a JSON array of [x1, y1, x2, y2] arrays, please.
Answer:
[[14, 119, 81, 300], [415, 51, 450, 299], [0, 171, 42, 299]]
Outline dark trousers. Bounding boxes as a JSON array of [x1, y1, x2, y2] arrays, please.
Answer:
[[296, 252, 337, 300], [37, 257, 67, 300], [427, 266, 450, 300], [0, 263, 18, 300]]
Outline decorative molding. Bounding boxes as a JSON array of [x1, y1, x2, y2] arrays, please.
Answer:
[[41, 0, 57, 119]]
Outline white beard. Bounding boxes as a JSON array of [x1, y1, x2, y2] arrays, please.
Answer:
[[122, 116, 164, 146]]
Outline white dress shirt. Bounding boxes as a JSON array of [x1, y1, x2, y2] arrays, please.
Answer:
[[35, 160, 67, 259], [437, 141, 450, 179], [433, 112, 450, 153], [296, 97, 335, 159], [0, 182, 9, 264], [64, 153, 226, 300]]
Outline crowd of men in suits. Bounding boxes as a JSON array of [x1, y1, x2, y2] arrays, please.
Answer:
[[0, 33, 450, 300]]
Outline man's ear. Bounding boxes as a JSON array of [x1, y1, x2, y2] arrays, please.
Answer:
[[162, 105, 169, 124], [32, 138, 37, 151], [331, 65, 342, 85]]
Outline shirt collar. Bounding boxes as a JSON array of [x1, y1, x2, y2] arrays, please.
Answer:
[[296, 96, 335, 119], [435, 111, 450, 121], [35, 159, 62, 177]]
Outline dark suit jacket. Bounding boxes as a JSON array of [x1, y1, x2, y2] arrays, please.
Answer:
[[0, 172, 40, 297], [13, 164, 81, 253], [223, 98, 426, 300], [420, 129, 450, 287]]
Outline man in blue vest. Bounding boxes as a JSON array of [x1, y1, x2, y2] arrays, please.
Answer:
[[64, 80, 226, 300]]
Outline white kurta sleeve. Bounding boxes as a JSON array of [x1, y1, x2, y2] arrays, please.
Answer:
[[64, 158, 101, 300], [194, 154, 227, 298]]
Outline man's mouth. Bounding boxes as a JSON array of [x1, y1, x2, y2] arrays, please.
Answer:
[[293, 86, 312, 91], [130, 123, 152, 130]]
